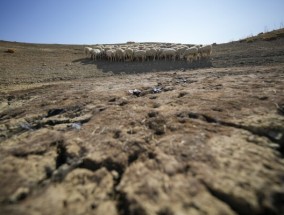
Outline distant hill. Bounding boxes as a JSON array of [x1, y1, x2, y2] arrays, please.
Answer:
[[240, 28, 284, 43]]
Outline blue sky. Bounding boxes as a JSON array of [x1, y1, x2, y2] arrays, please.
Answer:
[[0, 0, 283, 44]]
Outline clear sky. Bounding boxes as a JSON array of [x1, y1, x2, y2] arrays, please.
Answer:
[[0, 0, 283, 45]]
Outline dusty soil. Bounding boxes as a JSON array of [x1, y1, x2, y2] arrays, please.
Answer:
[[0, 38, 284, 215]]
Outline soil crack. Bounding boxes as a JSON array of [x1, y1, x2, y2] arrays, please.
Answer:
[[202, 181, 254, 215], [78, 157, 131, 214]]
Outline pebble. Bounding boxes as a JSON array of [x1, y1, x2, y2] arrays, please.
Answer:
[[111, 170, 119, 179], [178, 91, 188, 98], [71, 122, 82, 130], [118, 97, 128, 106], [148, 111, 158, 118], [163, 86, 174, 91], [258, 96, 268, 100], [9, 187, 30, 203], [129, 89, 141, 96]]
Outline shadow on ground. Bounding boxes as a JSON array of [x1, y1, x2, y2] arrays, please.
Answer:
[[72, 58, 213, 74]]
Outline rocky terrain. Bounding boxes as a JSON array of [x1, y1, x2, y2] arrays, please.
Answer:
[[0, 32, 284, 214]]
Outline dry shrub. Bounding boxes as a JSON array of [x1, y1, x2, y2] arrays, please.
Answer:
[[246, 37, 257, 43], [262, 34, 277, 41], [6, 48, 16, 53]]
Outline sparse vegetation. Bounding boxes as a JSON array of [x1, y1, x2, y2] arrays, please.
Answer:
[[239, 28, 284, 43]]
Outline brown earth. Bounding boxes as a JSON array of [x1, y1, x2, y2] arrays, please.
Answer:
[[0, 37, 284, 215]]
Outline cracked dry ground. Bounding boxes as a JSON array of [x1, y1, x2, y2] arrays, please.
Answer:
[[1, 42, 284, 215]]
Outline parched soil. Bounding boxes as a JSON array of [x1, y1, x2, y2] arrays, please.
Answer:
[[0, 38, 284, 215]]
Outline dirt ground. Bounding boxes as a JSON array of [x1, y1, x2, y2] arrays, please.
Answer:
[[0, 38, 284, 215]]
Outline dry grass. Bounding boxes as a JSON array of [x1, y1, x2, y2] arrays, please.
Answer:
[[240, 28, 284, 43]]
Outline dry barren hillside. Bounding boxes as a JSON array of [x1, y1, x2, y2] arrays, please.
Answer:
[[0, 32, 284, 215]]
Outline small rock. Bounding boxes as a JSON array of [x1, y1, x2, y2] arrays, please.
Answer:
[[247, 135, 257, 143], [140, 89, 152, 96], [267, 143, 280, 149], [148, 111, 158, 118], [7, 95, 16, 101], [71, 114, 92, 124], [163, 86, 174, 91], [152, 87, 162, 94], [113, 129, 121, 139], [111, 170, 119, 179], [71, 122, 81, 130], [147, 117, 166, 135], [175, 77, 187, 83], [108, 97, 117, 102], [129, 89, 142, 96], [164, 160, 181, 175], [149, 95, 157, 99], [267, 131, 282, 141], [153, 103, 161, 108], [52, 164, 70, 182], [212, 107, 223, 112], [178, 91, 188, 98], [276, 104, 284, 115], [47, 108, 65, 117], [20, 122, 32, 130], [118, 97, 128, 106], [258, 96, 268, 100], [9, 187, 29, 203]]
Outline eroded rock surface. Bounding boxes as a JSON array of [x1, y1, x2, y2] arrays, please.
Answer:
[[1, 39, 284, 214]]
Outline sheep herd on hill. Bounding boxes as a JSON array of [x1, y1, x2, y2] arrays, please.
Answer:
[[84, 42, 212, 63]]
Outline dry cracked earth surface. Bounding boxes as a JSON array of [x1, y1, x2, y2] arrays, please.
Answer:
[[0, 39, 284, 215]]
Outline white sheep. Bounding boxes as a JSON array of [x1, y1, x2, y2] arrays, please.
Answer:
[[90, 49, 101, 61], [125, 48, 134, 61], [198, 45, 212, 59], [176, 46, 189, 60], [156, 48, 163, 60], [84, 42, 212, 63], [104, 47, 112, 51], [106, 49, 116, 61], [133, 50, 146, 62], [160, 48, 176, 61], [115, 48, 126, 62], [84, 47, 93, 58], [146, 48, 157, 61], [183, 47, 199, 63], [93, 46, 103, 52]]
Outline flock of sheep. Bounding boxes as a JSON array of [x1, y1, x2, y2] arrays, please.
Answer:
[[84, 42, 212, 63]]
